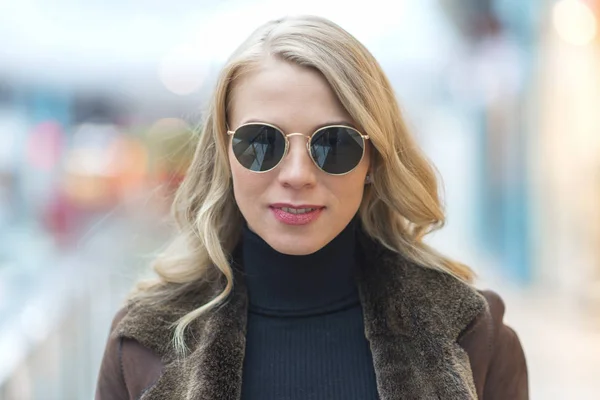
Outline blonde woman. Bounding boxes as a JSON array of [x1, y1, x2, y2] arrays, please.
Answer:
[[96, 15, 528, 400]]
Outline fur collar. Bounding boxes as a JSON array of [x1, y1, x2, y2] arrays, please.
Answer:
[[116, 228, 487, 399]]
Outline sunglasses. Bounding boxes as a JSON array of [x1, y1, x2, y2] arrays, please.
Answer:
[[227, 122, 370, 175]]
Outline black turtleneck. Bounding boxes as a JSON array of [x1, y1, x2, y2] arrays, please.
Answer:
[[237, 217, 379, 400]]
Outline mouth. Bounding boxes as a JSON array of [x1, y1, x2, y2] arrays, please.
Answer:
[[269, 203, 326, 225], [269, 203, 326, 214]]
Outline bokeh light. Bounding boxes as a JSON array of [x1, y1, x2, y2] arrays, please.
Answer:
[[553, 0, 598, 46], [158, 43, 211, 95]]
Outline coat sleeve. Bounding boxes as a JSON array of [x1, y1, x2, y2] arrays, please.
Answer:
[[95, 308, 130, 400], [480, 290, 529, 400]]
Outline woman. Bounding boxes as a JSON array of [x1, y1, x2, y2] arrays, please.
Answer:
[[96, 15, 528, 400]]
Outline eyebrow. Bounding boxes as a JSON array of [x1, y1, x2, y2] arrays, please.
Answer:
[[238, 119, 357, 132]]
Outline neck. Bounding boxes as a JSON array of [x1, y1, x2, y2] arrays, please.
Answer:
[[238, 218, 360, 316]]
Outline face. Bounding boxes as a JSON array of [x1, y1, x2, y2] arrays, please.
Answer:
[[227, 57, 371, 255]]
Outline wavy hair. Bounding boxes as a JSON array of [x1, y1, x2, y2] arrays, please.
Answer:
[[130, 15, 476, 355]]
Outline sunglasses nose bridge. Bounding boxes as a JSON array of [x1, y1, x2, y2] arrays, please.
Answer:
[[284, 132, 312, 155], [285, 132, 311, 141]]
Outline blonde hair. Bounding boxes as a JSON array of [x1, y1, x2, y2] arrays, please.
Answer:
[[130, 15, 476, 355]]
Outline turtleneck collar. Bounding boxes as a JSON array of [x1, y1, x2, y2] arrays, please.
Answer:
[[237, 217, 361, 317]]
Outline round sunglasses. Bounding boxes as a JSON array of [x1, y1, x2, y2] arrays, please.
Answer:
[[227, 122, 370, 175]]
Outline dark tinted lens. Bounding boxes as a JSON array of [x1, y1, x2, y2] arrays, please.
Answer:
[[310, 127, 364, 174], [231, 124, 286, 172]]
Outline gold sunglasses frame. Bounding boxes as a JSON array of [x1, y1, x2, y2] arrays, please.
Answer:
[[227, 122, 370, 176]]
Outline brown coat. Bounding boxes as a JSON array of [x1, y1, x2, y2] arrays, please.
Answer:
[[96, 230, 528, 400]]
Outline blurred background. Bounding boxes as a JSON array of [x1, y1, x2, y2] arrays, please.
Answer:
[[0, 0, 599, 398]]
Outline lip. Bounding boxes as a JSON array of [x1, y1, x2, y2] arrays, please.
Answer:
[[269, 204, 325, 226]]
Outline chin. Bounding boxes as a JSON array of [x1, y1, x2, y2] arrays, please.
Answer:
[[265, 232, 325, 256]]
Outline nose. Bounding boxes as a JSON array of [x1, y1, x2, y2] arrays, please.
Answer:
[[276, 135, 318, 189]]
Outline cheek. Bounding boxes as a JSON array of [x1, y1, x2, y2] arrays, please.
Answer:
[[229, 160, 271, 207], [328, 174, 366, 208]]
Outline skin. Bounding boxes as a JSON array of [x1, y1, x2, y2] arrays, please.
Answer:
[[227, 56, 370, 255]]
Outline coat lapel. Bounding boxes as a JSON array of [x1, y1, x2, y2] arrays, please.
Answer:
[[116, 230, 486, 400], [116, 275, 248, 400], [355, 229, 486, 399]]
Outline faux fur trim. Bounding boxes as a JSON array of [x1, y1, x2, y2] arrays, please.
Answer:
[[116, 229, 486, 400]]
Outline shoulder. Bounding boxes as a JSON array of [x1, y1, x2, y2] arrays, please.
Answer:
[[95, 278, 232, 399], [358, 238, 529, 398], [459, 289, 523, 353], [112, 280, 221, 357], [460, 289, 509, 342], [357, 237, 489, 339], [101, 281, 221, 364], [459, 289, 529, 400]]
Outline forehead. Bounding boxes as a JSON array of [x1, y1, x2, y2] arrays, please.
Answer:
[[228, 57, 353, 131]]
